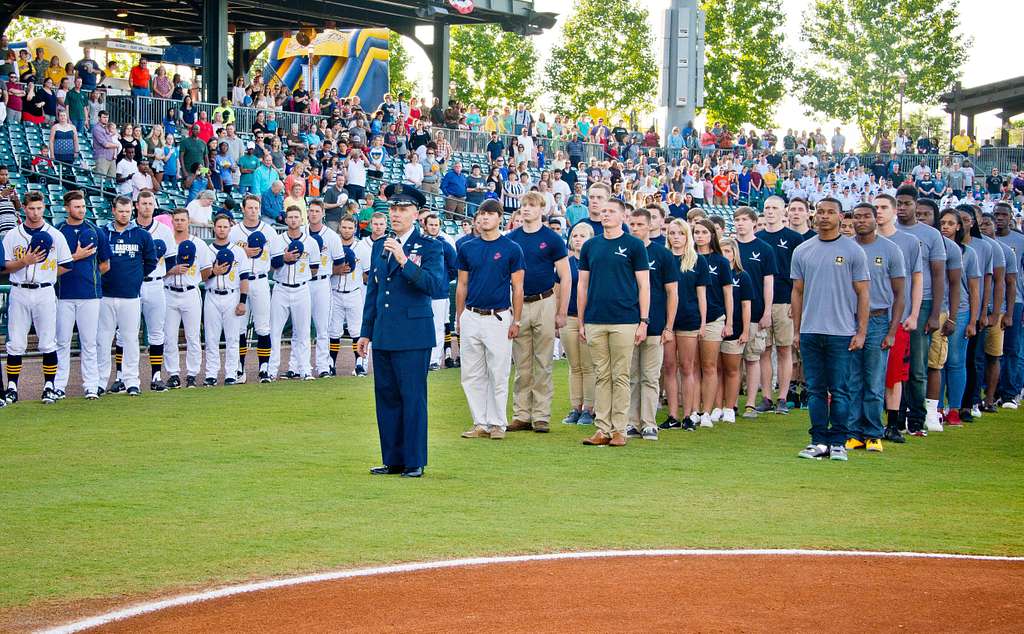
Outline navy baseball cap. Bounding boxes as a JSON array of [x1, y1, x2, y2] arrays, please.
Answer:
[[153, 238, 167, 260], [215, 246, 234, 267], [177, 239, 197, 267], [287, 238, 305, 256], [309, 231, 324, 253], [29, 231, 53, 254], [77, 226, 97, 249], [384, 182, 426, 208], [247, 231, 267, 256], [342, 245, 356, 270]]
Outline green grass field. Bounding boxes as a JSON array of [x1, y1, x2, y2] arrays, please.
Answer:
[[2, 362, 1022, 614]]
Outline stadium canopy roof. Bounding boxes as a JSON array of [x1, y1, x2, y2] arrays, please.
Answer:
[[941, 76, 1024, 143]]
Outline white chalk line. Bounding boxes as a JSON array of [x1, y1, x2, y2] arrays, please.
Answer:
[[41, 548, 1024, 633]]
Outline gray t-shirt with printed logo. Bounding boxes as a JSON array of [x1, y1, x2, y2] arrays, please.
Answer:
[[898, 221, 946, 299], [859, 236, 906, 315], [791, 235, 870, 337]]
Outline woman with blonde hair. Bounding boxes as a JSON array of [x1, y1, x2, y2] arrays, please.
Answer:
[[560, 221, 596, 426], [283, 180, 307, 219], [717, 237, 752, 424], [660, 219, 708, 431]]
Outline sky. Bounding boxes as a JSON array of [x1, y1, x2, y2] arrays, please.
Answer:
[[51, 0, 1020, 143]]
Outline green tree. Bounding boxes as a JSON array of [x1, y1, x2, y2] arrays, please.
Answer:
[[796, 0, 969, 151], [448, 24, 538, 109], [544, 0, 657, 117], [904, 108, 944, 144], [700, 0, 791, 129], [4, 16, 65, 43], [388, 31, 417, 98]]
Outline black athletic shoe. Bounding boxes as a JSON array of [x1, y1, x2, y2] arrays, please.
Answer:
[[108, 379, 126, 394], [203, 377, 217, 387], [6, 388, 19, 404], [355, 365, 368, 377], [186, 376, 198, 389], [259, 371, 272, 384], [428, 363, 440, 372], [41, 387, 56, 404], [54, 389, 67, 400], [84, 390, 99, 400], [283, 371, 300, 380], [658, 416, 682, 430], [167, 376, 181, 389], [96, 386, 106, 397], [126, 386, 140, 397], [883, 425, 906, 444], [444, 357, 455, 369], [318, 371, 330, 379], [681, 418, 697, 431], [625, 425, 642, 439], [151, 379, 168, 392], [224, 378, 236, 386]]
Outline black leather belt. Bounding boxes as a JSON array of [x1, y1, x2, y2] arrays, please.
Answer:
[[143, 276, 160, 282], [13, 282, 53, 289], [524, 288, 554, 303], [467, 306, 508, 319], [280, 282, 306, 288], [335, 288, 360, 294], [312, 275, 329, 281], [211, 289, 236, 296], [168, 285, 197, 293], [253, 273, 268, 279]]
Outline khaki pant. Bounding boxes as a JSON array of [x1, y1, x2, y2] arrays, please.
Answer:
[[629, 335, 664, 430], [928, 311, 950, 370], [560, 316, 594, 409], [587, 323, 637, 436], [445, 197, 467, 215], [512, 294, 556, 422], [95, 156, 117, 178], [460, 309, 513, 431]]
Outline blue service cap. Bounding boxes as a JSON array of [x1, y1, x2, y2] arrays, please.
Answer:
[[384, 182, 426, 208]]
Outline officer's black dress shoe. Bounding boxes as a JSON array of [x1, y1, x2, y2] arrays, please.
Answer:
[[401, 467, 424, 478], [370, 465, 404, 475]]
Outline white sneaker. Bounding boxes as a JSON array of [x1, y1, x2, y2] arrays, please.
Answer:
[[700, 412, 714, 428], [1001, 399, 1019, 410], [689, 412, 700, 424], [722, 408, 736, 423], [925, 413, 944, 432], [710, 408, 723, 422], [971, 405, 982, 418]]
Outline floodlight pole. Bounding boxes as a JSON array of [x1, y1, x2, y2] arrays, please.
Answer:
[[662, 0, 705, 138]]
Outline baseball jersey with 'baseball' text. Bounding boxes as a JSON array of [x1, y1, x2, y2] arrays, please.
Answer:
[[270, 231, 321, 286], [229, 220, 280, 278], [205, 242, 251, 292], [3, 223, 73, 285], [165, 235, 213, 289], [101, 222, 158, 298]]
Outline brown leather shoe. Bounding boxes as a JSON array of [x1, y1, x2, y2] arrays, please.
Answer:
[[461, 426, 490, 439], [490, 427, 506, 440], [582, 432, 610, 445], [609, 432, 627, 446], [507, 419, 533, 432], [532, 421, 550, 433]]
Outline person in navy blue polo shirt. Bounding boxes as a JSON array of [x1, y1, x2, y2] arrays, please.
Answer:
[[358, 184, 446, 478], [96, 196, 157, 397], [456, 199, 525, 440], [577, 197, 650, 447], [55, 190, 111, 399], [507, 191, 569, 434]]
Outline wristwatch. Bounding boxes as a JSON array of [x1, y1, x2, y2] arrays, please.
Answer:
[[639, 318, 650, 325]]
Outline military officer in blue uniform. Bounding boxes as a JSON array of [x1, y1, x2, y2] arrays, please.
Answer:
[[358, 184, 447, 478]]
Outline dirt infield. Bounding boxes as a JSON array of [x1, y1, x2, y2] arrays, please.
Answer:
[[63, 553, 1023, 633]]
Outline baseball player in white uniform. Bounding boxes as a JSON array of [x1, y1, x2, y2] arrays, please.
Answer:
[[134, 190, 176, 391], [163, 207, 213, 388], [203, 214, 251, 386], [96, 196, 158, 397], [54, 190, 111, 399], [267, 206, 321, 381], [2, 190, 73, 404], [295, 199, 346, 378], [230, 194, 279, 383]]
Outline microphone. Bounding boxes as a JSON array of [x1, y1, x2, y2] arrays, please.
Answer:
[[385, 230, 397, 261]]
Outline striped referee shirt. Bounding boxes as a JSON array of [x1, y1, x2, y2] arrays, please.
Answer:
[[502, 180, 525, 210]]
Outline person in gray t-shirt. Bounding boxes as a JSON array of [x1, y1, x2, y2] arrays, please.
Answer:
[[792, 197, 870, 460], [937, 208, 982, 422], [992, 202, 1024, 404], [848, 203, 906, 446]]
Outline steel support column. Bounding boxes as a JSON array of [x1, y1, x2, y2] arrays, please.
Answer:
[[202, 0, 228, 103], [430, 22, 450, 107]]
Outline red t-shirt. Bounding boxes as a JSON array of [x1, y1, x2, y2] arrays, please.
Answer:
[[129, 66, 151, 89], [713, 174, 731, 196]]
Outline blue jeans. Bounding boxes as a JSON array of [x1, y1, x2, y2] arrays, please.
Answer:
[[802, 333, 853, 446], [997, 302, 1024, 400], [971, 327, 989, 406], [847, 314, 889, 439], [939, 309, 970, 409], [902, 299, 931, 424], [131, 87, 151, 97]]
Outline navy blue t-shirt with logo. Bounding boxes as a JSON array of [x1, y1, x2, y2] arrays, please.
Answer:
[[456, 234, 524, 311], [645, 241, 679, 334], [673, 253, 711, 331], [736, 237, 777, 322], [756, 226, 804, 304], [508, 225, 569, 296], [703, 252, 735, 322], [725, 269, 753, 342], [579, 232, 649, 324]]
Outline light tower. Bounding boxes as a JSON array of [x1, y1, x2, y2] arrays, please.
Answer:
[[661, 0, 706, 134]]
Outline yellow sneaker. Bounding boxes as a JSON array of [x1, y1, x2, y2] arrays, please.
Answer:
[[866, 438, 883, 452], [845, 438, 865, 450]]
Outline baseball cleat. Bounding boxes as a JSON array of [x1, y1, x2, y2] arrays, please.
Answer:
[[96, 387, 106, 397], [150, 379, 168, 392], [185, 376, 197, 389], [41, 388, 56, 405], [126, 386, 140, 397], [223, 378, 236, 386], [203, 378, 217, 387], [258, 371, 271, 384], [5, 388, 19, 404], [301, 374, 315, 381], [318, 371, 330, 379], [84, 390, 99, 400], [282, 371, 299, 380], [167, 376, 181, 390], [354, 365, 368, 377], [108, 380, 126, 394], [235, 371, 247, 384]]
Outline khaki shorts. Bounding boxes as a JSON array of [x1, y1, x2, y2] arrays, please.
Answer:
[[701, 316, 727, 343], [927, 312, 949, 370], [721, 338, 745, 355], [94, 157, 117, 178], [743, 324, 767, 362], [984, 325, 1004, 357], [768, 303, 795, 347], [674, 328, 701, 338]]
